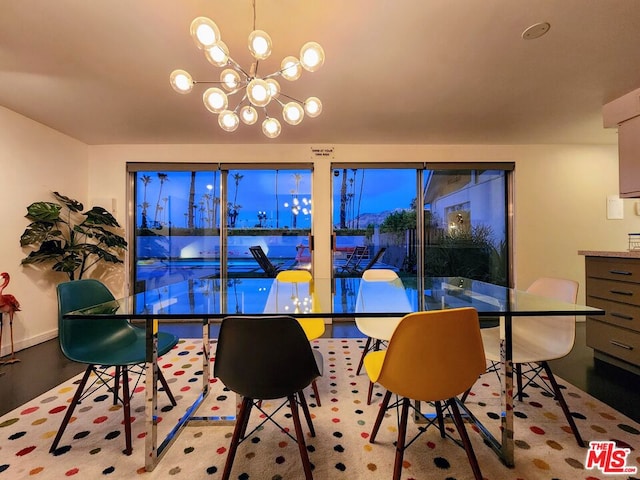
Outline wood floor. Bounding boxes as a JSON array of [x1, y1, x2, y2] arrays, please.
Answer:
[[1, 322, 639, 423]]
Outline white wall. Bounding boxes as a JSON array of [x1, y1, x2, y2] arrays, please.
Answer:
[[0, 107, 88, 357]]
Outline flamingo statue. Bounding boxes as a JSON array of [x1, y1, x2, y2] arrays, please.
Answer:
[[0, 272, 21, 364]]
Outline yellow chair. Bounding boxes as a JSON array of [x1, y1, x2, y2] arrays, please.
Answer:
[[265, 270, 325, 405], [364, 308, 486, 480]]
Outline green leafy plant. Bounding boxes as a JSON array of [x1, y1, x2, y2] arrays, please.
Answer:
[[20, 192, 128, 280]]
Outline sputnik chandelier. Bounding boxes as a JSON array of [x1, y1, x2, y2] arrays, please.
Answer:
[[170, 1, 325, 139]]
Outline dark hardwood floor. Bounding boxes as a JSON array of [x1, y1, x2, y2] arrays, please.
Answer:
[[1, 322, 639, 423]]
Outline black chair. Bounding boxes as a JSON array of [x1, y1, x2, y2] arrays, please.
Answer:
[[214, 315, 321, 480], [51, 279, 179, 455], [249, 245, 283, 277]]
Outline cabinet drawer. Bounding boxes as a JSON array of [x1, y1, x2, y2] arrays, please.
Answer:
[[587, 277, 640, 306], [586, 319, 640, 366], [586, 257, 640, 282], [586, 297, 640, 331]]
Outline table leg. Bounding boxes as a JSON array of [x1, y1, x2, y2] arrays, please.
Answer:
[[499, 314, 515, 466], [144, 317, 159, 471]]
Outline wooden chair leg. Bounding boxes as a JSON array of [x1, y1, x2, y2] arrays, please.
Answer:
[[222, 396, 252, 480], [158, 368, 177, 406], [121, 366, 133, 455], [515, 363, 524, 401], [298, 391, 316, 437], [392, 398, 410, 480], [113, 366, 121, 405], [541, 361, 585, 447], [50, 366, 93, 453], [370, 390, 392, 443], [367, 380, 375, 405], [356, 337, 372, 375], [311, 379, 321, 406], [435, 401, 446, 438], [449, 399, 483, 480], [289, 394, 313, 480]]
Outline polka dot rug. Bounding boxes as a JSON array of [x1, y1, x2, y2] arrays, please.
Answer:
[[0, 338, 638, 479]]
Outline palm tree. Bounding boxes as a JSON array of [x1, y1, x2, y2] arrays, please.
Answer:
[[140, 174, 152, 228], [187, 171, 196, 229], [153, 172, 169, 226], [356, 169, 365, 229], [339, 168, 348, 229], [291, 173, 303, 228], [228, 173, 244, 228]]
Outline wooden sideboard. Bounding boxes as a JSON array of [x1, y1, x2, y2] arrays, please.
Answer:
[[580, 251, 640, 375]]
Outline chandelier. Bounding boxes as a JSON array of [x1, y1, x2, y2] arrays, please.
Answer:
[[170, 2, 325, 139]]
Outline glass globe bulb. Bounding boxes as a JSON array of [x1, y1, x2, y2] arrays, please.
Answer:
[[190, 17, 221, 49], [280, 56, 302, 81], [203, 87, 228, 114], [283, 102, 304, 125], [248, 30, 272, 60], [205, 41, 229, 67], [240, 105, 258, 125], [220, 69, 241, 91], [300, 42, 325, 72], [246, 78, 271, 107], [262, 117, 282, 138], [169, 69, 193, 94], [218, 110, 239, 132], [265, 78, 281, 99], [304, 97, 322, 117]]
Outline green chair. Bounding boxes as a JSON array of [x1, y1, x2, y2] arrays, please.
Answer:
[[50, 279, 179, 455]]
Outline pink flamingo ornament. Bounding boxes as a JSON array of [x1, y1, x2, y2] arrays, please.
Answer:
[[0, 272, 21, 364]]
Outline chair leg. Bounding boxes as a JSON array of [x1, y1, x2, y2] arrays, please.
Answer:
[[158, 368, 177, 406], [113, 366, 121, 405], [356, 337, 372, 375], [435, 401, 446, 438], [298, 391, 316, 437], [311, 379, 321, 407], [392, 397, 410, 480], [540, 361, 585, 447], [367, 380, 375, 405], [50, 366, 93, 453], [449, 399, 483, 480], [222, 396, 252, 480], [121, 366, 133, 455], [370, 390, 392, 443], [288, 394, 314, 480], [515, 363, 524, 401]]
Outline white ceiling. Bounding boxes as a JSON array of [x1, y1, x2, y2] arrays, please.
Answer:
[[2, 0, 640, 146]]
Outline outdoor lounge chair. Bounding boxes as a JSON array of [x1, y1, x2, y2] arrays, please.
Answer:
[[338, 246, 368, 273], [342, 247, 387, 275], [249, 245, 283, 277]]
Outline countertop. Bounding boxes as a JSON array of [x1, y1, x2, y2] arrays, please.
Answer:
[[578, 250, 640, 258]]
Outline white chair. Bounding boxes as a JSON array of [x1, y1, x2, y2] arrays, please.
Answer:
[[354, 269, 412, 404], [479, 277, 585, 446]]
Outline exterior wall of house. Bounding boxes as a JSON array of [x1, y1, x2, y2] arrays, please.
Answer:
[[0, 107, 635, 354]]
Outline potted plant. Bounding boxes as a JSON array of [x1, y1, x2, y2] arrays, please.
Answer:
[[20, 192, 127, 280]]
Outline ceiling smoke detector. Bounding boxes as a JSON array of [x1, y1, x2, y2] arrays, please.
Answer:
[[522, 22, 551, 40]]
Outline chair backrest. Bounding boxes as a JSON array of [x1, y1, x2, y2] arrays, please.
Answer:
[[517, 277, 579, 358], [249, 245, 279, 277], [356, 269, 411, 314], [214, 315, 320, 399], [275, 270, 312, 283], [358, 247, 387, 273], [376, 308, 486, 402], [57, 279, 137, 363]]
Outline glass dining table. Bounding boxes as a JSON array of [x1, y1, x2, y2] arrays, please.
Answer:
[[65, 275, 604, 471]]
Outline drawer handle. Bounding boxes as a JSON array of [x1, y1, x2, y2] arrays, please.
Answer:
[[611, 312, 635, 321], [609, 289, 633, 296], [610, 340, 634, 350], [609, 269, 633, 276]]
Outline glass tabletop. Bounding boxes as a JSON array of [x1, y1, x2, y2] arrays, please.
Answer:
[[65, 275, 603, 319]]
